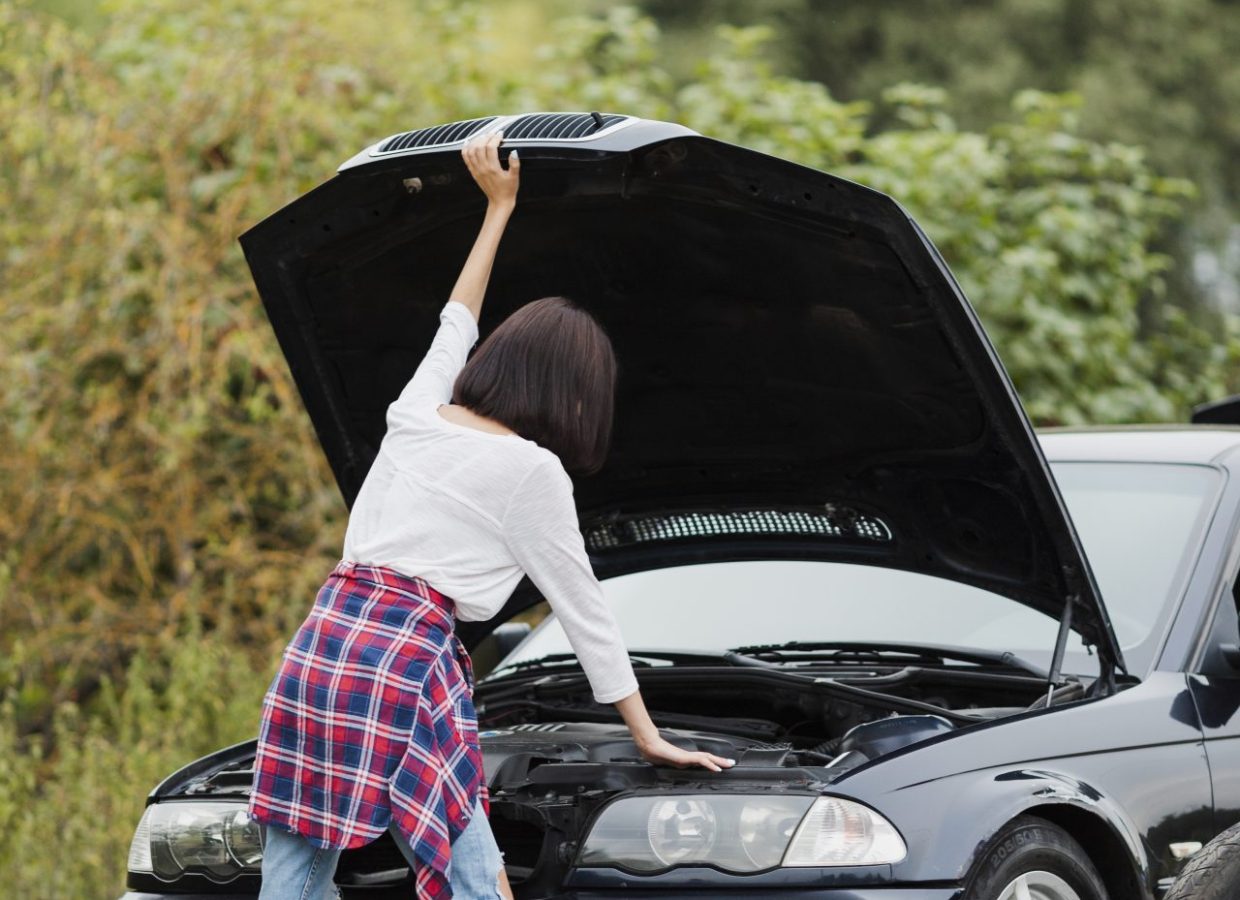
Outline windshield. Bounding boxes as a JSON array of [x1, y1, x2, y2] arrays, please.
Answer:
[[494, 462, 1222, 678]]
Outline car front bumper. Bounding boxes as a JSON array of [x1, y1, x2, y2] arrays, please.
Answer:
[[121, 889, 961, 899]]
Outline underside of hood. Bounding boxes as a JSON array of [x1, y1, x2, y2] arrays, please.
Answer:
[[239, 113, 1123, 672]]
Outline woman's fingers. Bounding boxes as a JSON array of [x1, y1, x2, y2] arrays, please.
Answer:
[[461, 133, 490, 169], [673, 749, 735, 772], [487, 132, 503, 170], [462, 133, 501, 167], [460, 130, 519, 205], [697, 755, 721, 772], [640, 736, 738, 772], [461, 137, 477, 174], [698, 752, 736, 772]]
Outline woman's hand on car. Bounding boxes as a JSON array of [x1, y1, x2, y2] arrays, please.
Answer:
[[462, 131, 519, 209], [614, 690, 735, 772], [636, 732, 736, 773]]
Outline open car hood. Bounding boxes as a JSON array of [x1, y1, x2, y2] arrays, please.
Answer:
[[240, 112, 1124, 673]]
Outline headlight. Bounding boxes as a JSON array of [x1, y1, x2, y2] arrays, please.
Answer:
[[783, 796, 906, 866], [127, 802, 264, 883], [647, 798, 718, 866], [579, 794, 905, 874]]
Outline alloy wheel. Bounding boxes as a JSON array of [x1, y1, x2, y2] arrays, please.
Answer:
[[996, 871, 1082, 900]]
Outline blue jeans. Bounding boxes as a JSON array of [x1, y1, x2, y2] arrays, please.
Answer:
[[257, 798, 505, 899]]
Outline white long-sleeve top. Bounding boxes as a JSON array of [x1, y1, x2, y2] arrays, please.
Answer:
[[341, 301, 639, 704]]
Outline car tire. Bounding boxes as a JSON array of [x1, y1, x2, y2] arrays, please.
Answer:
[[963, 815, 1108, 900], [1163, 822, 1240, 900]]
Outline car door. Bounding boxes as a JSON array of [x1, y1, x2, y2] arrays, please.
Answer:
[[1175, 455, 1240, 897], [1188, 568, 1240, 835]]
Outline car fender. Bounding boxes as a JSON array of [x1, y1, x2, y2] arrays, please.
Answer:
[[825, 765, 1149, 896], [939, 767, 1148, 894], [825, 674, 1205, 891]]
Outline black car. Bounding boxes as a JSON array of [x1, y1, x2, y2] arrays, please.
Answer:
[[122, 113, 1240, 900]]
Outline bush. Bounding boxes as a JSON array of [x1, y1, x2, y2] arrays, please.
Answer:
[[0, 617, 275, 898], [2, 2, 1236, 895]]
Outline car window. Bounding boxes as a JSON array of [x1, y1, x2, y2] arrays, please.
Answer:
[[1050, 462, 1221, 668], [490, 462, 1221, 679]]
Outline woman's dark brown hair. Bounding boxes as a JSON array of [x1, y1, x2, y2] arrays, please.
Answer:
[[452, 297, 616, 474]]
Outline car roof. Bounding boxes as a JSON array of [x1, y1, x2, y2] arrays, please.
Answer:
[[1038, 426, 1240, 464]]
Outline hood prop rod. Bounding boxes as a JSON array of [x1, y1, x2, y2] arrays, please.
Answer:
[[1044, 594, 1075, 707]]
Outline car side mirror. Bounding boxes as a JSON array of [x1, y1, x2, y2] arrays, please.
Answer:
[[492, 622, 532, 660], [1222, 643, 1240, 669]]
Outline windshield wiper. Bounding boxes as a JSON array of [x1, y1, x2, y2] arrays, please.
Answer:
[[492, 649, 737, 674], [728, 641, 1049, 680], [493, 653, 620, 673]]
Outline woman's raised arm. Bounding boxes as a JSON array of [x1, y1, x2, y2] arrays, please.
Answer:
[[389, 133, 519, 415], [451, 132, 520, 323]]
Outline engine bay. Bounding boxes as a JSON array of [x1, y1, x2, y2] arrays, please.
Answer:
[[470, 662, 1066, 895], [476, 660, 1058, 772]]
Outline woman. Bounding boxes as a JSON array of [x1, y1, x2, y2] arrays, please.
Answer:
[[247, 131, 735, 900]]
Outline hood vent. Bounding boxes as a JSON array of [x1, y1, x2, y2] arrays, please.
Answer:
[[585, 508, 892, 552], [503, 111, 626, 140], [376, 116, 498, 154]]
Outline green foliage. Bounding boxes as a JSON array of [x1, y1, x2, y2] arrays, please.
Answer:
[[2, 2, 1237, 895], [853, 87, 1228, 424], [0, 618, 274, 898], [641, 0, 1240, 309]]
